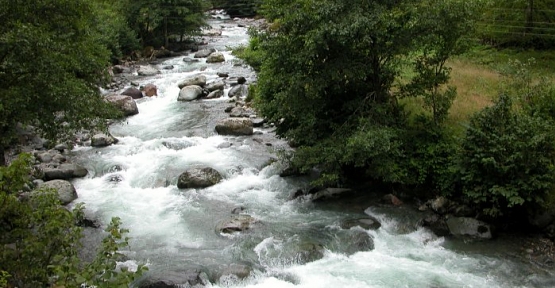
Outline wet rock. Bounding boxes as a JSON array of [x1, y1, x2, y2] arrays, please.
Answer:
[[229, 107, 253, 118], [194, 48, 216, 58], [237, 77, 247, 84], [205, 89, 223, 99], [143, 83, 158, 97], [178, 75, 207, 89], [217, 72, 229, 78], [382, 193, 403, 206], [105, 94, 139, 116], [91, 133, 118, 147], [154, 48, 173, 58], [224, 106, 234, 113], [216, 215, 256, 234], [228, 84, 247, 98], [36, 151, 55, 163], [430, 196, 452, 215], [332, 229, 374, 255], [446, 217, 493, 239], [178, 85, 203, 101], [216, 263, 252, 281], [42, 163, 88, 180], [54, 143, 69, 152], [251, 118, 265, 127], [419, 213, 450, 237], [311, 188, 354, 202], [341, 217, 381, 230], [206, 52, 225, 63], [37, 179, 78, 205], [138, 269, 210, 288], [203, 29, 222, 36], [122, 87, 143, 99], [137, 65, 160, 76], [215, 118, 253, 136], [162, 65, 174, 70], [231, 206, 246, 214], [177, 167, 223, 189], [183, 57, 200, 63], [205, 80, 225, 92], [112, 65, 130, 74]]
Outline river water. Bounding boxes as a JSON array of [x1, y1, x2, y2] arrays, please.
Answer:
[[69, 17, 555, 287]]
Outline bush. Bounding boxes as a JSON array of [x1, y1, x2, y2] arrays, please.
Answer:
[[0, 154, 146, 287], [459, 94, 555, 217]]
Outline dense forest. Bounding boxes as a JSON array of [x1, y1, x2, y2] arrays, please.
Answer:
[[1, 0, 555, 286]]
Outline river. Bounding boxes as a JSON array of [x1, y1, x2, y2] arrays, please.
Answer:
[[69, 16, 555, 287]]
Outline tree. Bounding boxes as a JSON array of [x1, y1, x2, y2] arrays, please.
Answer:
[[250, 0, 475, 185], [124, 0, 208, 47], [0, 154, 147, 287], [0, 0, 121, 166]]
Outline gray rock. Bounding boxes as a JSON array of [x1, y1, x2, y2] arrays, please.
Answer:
[[137, 65, 160, 76], [138, 269, 210, 288], [446, 217, 492, 239], [217, 72, 229, 78], [216, 263, 252, 281], [54, 143, 69, 152], [237, 77, 247, 84], [205, 80, 225, 92], [178, 75, 207, 89], [91, 133, 118, 147], [177, 167, 223, 189], [178, 85, 203, 101], [341, 217, 381, 230], [183, 57, 200, 63], [194, 48, 216, 58], [205, 90, 223, 99], [206, 52, 225, 63], [331, 229, 374, 255], [215, 118, 253, 136], [228, 84, 247, 98], [229, 107, 253, 118], [105, 94, 139, 116], [36, 151, 54, 163], [43, 163, 88, 180], [430, 196, 451, 215], [121, 87, 143, 99], [38, 179, 78, 205], [311, 188, 353, 202], [252, 118, 265, 127], [216, 215, 256, 234]]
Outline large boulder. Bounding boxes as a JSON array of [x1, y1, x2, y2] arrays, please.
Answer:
[[38, 179, 78, 205], [42, 163, 88, 180], [177, 167, 223, 189], [206, 52, 225, 63], [177, 85, 203, 101], [194, 48, 216, 58], [215, 118, 253, 136], [446, 217, 492, 239], [91, 133, 118, 147], [105, 94, 139, 116], [178, 75, 207, 89], [137, 65, 160, 76], [205, 80, 225, 92], [216, 215, 256, 234], [121, 87, 143, 99], [330, 229, 374, 256], [142, 84, 158, 97]]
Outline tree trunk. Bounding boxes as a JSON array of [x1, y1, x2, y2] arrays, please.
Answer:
[[525, 0, 534, 33], [0, 145, 6, 167]]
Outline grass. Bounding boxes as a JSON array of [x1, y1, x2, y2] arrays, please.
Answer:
[[400, 45, 555, 133]]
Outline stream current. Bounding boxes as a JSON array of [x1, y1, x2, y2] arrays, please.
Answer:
[[69, 17, 555, 287]]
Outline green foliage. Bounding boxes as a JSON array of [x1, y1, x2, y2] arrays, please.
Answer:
[[233, 30, 265, 72], [478, 0, 555, 49], [0, 0, 121, 164], [459, 94, 555, 217], [0, 154, 146, 287], [124, 0, 208, 47], [402, 0, 478, 125], [252, 0, 476, 186]]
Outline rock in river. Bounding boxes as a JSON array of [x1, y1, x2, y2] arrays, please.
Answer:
[[177, 167, 223, 189]]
